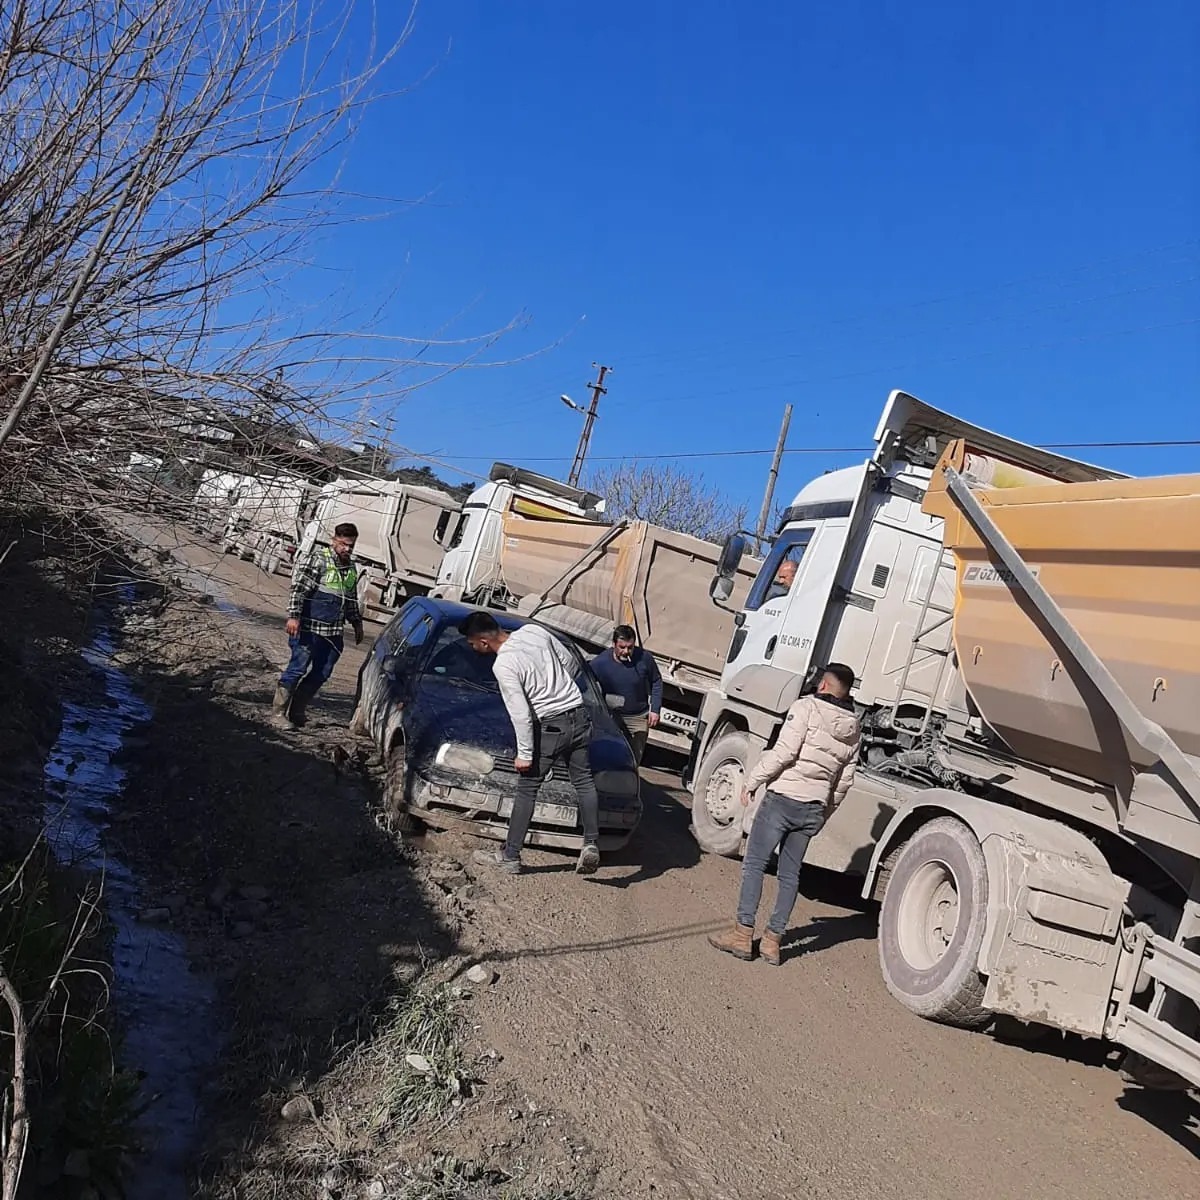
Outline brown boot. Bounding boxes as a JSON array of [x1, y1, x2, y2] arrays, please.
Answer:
[[707, 922, 754, 961], [760, 929, 782, 966]]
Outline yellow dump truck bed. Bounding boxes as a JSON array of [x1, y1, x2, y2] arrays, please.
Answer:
[[498, 514, 759, 675], [925, 451, 1200, 792]]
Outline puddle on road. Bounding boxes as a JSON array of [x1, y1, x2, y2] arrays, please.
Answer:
[[42, 588, 218, 1200]]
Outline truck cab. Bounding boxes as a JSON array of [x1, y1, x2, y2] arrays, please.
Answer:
[[688, 390, 1119, 857], [432, 463, 605, 606]]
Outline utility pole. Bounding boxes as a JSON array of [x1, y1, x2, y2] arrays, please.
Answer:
[[755, 402, 793, 551], [567, 363, 610, 487]]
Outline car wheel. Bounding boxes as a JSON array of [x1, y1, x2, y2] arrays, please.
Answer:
[[384, 742, 422, 835], [691, 730, 753, 857], [877, 816, 992, 1029]]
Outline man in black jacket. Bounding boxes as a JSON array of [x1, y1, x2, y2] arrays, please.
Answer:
[[590, 625, 663, 765]]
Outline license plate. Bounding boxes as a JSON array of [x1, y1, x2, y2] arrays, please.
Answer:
[[493, 796, 577, 828], [659, 707, 697, 734]]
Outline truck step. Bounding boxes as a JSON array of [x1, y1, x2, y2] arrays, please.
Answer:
[[1114, 932, 1200, 1089]]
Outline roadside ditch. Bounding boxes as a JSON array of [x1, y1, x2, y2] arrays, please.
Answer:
[[92, 546, 598, 1197]]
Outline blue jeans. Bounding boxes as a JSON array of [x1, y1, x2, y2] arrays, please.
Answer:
[[736, 791, 827, 934], [279, 631, 344, 691]]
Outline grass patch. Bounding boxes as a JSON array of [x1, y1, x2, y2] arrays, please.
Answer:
[[361, 979, 472, 1132], [392, 1153, 586, 1199]]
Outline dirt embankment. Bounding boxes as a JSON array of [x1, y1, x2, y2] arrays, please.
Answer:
[[107, 576, 597, 1197]]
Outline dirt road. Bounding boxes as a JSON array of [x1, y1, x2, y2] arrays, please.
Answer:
[[124, 524, 1200, 1198]]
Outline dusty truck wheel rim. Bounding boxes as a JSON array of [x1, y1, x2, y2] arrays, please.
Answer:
[[704, 759, 743, 828], [896, 859, 960, 971]]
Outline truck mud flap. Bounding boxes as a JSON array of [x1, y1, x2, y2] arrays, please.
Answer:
[[1110, 929, 1200, 1089]]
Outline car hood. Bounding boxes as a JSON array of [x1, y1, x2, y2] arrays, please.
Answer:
[[405, 677, 634, 772]]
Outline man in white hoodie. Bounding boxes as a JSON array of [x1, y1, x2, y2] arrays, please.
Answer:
[[709, 663, 861, 966], [460, 610, 601, 876]]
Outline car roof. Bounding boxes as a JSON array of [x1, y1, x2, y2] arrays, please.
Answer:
[[410, 596, 527, 632]]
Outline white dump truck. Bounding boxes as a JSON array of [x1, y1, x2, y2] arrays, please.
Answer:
[[218, 472, 313, 573], [688, 389, 1200, 1087], [189, 468, 259, 538], [431, 463, 607, 605], [433, 463, 759, 755], [295, 477, 462, 621]]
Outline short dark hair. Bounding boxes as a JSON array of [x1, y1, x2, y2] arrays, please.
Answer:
[[613, 624, 637, 643], [459, 610, 501, 639], [823, 663, 855, 696], [333, 522, 358, 539]]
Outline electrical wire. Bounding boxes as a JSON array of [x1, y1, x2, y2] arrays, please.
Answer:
[[425, 437, 1200, 466]]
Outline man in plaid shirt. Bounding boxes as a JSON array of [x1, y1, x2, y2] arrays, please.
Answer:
[[272, 522, 364, 728]]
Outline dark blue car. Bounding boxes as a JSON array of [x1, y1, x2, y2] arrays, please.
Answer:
[[351, 598, 642, 851]]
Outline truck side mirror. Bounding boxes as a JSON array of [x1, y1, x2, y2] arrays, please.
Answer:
[[709, 576, 734, 603], [708, 532, 745, 604], [717, 533, 747, 580], [433, 511, 452, 546]]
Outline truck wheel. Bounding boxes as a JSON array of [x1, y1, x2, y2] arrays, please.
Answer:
[[691, 730, 752, 857], [877, 816, 992, 1029], [385, 744, 422, 835]]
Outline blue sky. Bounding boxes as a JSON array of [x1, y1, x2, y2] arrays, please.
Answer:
[[291, 1, 1198, 512]]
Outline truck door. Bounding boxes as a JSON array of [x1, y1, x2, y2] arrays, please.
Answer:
[[722, 466, 871, 689]]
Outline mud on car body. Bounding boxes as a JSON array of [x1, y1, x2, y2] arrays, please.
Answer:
[[351, 598, 642, 850]]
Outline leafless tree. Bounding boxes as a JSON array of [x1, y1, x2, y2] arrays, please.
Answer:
[[0, 0, 520, 535], [588, 460, 747, 543]]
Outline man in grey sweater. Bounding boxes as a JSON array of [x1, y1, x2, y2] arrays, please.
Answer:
[[460, 611, 601, 875]]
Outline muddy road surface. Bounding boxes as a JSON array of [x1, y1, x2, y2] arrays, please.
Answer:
[[123, 522, 1200, 1198]]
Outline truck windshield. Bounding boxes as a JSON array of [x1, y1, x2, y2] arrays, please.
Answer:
[[745, 529, 813, 612]]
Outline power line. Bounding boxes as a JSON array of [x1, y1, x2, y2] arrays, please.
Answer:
[[430, 437, 1200, 465]]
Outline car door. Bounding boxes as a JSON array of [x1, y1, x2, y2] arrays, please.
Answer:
[[723, 466, 872, 688], [361, 605, 424, 741], [367, 606, 437, 747]]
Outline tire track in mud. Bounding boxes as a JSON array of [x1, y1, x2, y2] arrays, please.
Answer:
[[472, 886, 739, 1199], [460, 848, 1200, 1200]]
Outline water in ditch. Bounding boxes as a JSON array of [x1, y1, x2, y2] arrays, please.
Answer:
[[42, 587, 217, 1199]]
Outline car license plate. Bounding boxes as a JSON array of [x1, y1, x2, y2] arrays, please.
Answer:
[[496, 797, 577, 828]]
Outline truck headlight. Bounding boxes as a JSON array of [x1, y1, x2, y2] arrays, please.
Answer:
[[595, 770, 640, 797], [435, 743, 495, 776]]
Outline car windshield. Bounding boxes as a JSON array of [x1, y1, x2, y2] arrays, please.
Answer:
[[424, 627, 500, 689], [422, 621, 608, 715]]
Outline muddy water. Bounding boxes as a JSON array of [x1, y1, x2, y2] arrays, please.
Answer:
[[42, 593, 217, 1200]]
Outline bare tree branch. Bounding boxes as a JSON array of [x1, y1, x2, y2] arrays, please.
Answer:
[[0, 968, 28, 1200], [588, 460, 747, 543], [0, 1, 530, 531]]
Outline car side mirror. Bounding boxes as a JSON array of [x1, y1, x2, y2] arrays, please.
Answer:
[[605, 693, 625, 711]]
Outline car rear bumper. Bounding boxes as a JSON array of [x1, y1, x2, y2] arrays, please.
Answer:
[[408, 772, 641, 851]]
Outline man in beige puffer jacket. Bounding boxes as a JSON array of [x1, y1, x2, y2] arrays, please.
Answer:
[[709, 663, 861, 966]]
